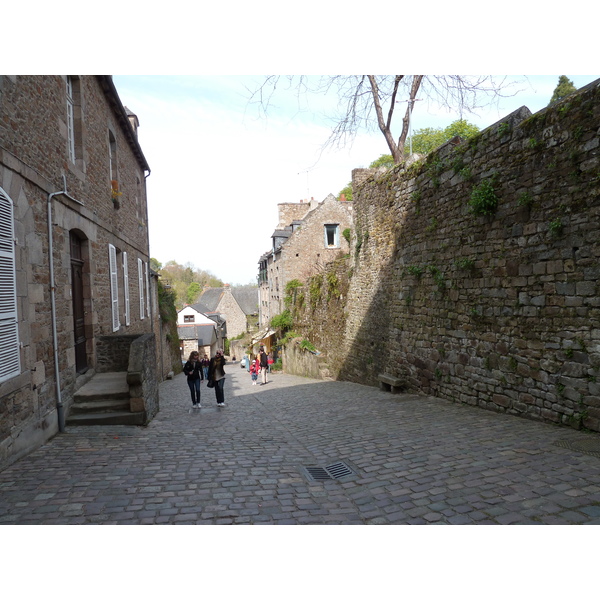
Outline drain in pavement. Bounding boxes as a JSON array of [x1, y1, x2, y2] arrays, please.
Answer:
[[554, 438, 600, 458], [303, 461, 355, 481]]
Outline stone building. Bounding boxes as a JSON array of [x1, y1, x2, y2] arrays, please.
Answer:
[[258, 194, 353, 326], [197, 284, 259, 339], [0, 75, 159, 470]]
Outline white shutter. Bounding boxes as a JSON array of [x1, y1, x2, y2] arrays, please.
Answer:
[[0, 188, 21, 383], [144, 260, 150, 318], [138, 258, 145, 319], [108, 244, 120, 331], [123, 251, 130, 326]]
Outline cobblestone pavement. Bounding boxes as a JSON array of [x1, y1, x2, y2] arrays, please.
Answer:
[[2, 365, 600, 525]]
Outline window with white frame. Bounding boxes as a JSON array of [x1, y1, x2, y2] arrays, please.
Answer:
[[0, 188, 20, 383], [138, 258, 145, 319], [324, 224, 340, 248], [123, 251, 130, 326], [108, 244, 120, 332], [66, 77, 76, 163]]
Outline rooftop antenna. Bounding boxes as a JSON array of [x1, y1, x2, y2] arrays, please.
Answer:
[[298, 167, 314, 201]]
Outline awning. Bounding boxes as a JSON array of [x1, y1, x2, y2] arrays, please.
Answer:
[[251, 328, 276, 344]]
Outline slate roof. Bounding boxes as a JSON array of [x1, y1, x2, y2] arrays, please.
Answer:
[[177, 324, 216, 346], [197, 287, 259, 316], [232, 288, 259, 315]]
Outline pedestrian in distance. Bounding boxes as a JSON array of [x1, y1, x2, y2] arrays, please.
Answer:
[[183, 351, 203, 408], [259, 346, 269, 385], [208, 348, 227, 406], [250, 355, 260, 385], [201, 354, 210, 381], [267, 353, 274, 373]]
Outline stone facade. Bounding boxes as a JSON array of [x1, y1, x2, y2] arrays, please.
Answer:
[[292, 79, 600, 432], [0, 76, 159, 470], [258, 194, 353, 326]]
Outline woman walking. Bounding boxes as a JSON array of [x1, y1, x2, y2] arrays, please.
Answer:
[[208, 349, 227, 407], [183, 351, 203, 408]]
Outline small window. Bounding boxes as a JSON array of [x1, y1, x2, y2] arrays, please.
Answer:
[[324, 224, 340, 248], [184, 315, 195, 323], [66, 77, 83, 165]]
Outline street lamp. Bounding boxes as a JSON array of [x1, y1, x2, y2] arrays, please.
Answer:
[[396, 98, 422, 155]]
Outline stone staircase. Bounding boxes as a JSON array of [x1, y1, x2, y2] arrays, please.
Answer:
[[67, 372, 146, 426], [317, 355, 334, 381]]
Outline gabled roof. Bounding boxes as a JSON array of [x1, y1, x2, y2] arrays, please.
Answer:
[[190, 301, 212, 314], [232, 288, 259, 315], [197, 288, 223, 312]]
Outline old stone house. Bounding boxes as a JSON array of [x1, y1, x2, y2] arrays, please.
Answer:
[[197, 284, 259, 339], [0, 75, 159, 471], [177, 305, 220, 358], [258, 194, 353, 327]]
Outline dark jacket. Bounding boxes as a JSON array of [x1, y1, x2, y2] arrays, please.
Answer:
[[183, 360, 204, 381], [259, 350, 268, 368], [208, 355, 226, 381]]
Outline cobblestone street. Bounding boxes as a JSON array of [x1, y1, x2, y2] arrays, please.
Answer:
[[2, 366, 600, 525]]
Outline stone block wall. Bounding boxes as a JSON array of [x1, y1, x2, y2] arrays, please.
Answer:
[[294, 80, 600, 432]]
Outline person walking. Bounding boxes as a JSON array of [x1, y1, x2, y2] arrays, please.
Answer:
[[250, 355, 260, 385], [208, 348, 227, 406], [267, 353, 274, 373], [183, 351, 203, 408], [201, 354, 210, 381], [259, 346, 269, 385]]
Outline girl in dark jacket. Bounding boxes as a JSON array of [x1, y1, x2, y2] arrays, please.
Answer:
[[183, 351, 203, 408], [208, 349, 227, 406]]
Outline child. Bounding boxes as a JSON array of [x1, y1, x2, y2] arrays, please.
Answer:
[[250, 355, 260, 385]]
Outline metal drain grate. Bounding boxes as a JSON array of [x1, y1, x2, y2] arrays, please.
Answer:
[[554, 438, 600, 458], [304, 461, 354, 481]]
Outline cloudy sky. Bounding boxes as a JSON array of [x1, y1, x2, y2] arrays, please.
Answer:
[[111, 74, 598, 285]]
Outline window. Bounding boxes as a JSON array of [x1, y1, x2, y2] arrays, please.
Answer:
[[109, 130, 118, 191], [325, 224, 340, 248], [138, 258, 145, 319], [144, 261, 150, 318], [66, 76, 82, 165], [66, 77, 75, 162], [184, 315, 195, 323], [0, 188, 20, 383], [123, 252, 130, 326], [108, 244, 120, 331]]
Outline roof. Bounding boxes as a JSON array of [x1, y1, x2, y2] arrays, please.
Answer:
[[177, 324, 217, 345], [197, 288, 223, 312], [231, 288, 259, 315], [198, 286, 258, 316], [96, 76, 150, 173]]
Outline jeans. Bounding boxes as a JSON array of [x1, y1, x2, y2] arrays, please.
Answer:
[[203, 367, 209, 380], [214, 378, 225, 404], [187, 377, 201, 404]]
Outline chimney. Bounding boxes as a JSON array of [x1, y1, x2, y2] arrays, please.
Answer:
[[340, 193, 346, 202]]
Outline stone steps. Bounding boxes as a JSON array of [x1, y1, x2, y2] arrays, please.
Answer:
[[66, 372, 145, 426]]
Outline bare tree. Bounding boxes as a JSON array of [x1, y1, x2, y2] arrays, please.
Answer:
[[248, 75, 517, 164]]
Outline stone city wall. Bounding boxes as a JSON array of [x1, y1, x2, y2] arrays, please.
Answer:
[[294, 80, 600, 432]]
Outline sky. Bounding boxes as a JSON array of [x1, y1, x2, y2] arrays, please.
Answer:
[[111, 74, 599, 285]]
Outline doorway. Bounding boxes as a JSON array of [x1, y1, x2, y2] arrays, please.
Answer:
[[70, 232, 88, 374]]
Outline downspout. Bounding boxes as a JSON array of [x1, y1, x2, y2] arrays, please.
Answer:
[[47, 176, 83, 433]]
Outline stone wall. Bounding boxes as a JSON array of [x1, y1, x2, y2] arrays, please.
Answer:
[[294, 80, 600, 432]]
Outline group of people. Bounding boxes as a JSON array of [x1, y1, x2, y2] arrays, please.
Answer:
[[183, 349, 227, 408], [249, 346, 271, 386], [183, 345, 275, 409]]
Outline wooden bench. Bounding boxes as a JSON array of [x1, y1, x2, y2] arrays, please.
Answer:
[[378, 373, 405, 394]]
